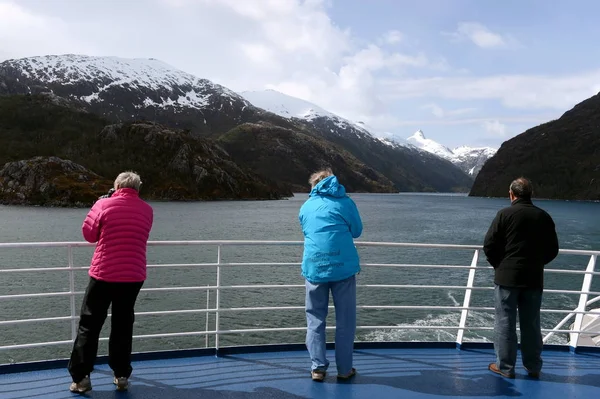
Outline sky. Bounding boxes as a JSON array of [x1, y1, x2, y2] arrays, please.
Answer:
[[1, 0, 600, 148]]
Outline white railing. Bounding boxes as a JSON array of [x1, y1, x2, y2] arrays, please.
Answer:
[[0, 241, 598, 358]]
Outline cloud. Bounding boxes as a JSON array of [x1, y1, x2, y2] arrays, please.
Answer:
[[382, 30, 403, 45], [0, 1, 91, 60], [380, 71, 600, 111], [422, 103, 476, 118], [444, 22, 511, 49], [483, 120, 507, 137]]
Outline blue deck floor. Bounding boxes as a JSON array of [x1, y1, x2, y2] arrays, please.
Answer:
[[1, 347, 600, 398]]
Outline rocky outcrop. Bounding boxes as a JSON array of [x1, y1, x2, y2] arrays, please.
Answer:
[[0, 156, 112, 206], [470, 93, 600, 200]]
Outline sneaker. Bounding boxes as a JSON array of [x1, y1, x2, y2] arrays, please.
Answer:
[[69, 375, 92, 393], [337, 368, 356, 380], [113, 376, 129, 391], [311, 370, 326, 382], [488, 363, 515, 379]]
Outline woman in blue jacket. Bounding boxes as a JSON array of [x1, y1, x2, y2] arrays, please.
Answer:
[[299, 168, 363, 381]]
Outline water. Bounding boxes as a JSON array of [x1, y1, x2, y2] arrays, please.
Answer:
[[0, 193, 598, 364]]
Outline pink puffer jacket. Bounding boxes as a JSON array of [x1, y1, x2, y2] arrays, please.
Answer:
[[82, 188, 153, 282]]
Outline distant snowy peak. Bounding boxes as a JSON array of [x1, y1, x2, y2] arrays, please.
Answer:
[[406, 130, 497, 176], [240, 89, 372, 138], [1, 54, 244, 110], [407, 130, 455, 159], [240, 89, 332, 120], [452, 145, 497, 158]]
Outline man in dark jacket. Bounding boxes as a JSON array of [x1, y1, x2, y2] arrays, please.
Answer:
[[483, 177, 559, 379]]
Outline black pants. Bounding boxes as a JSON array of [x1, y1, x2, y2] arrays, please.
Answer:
[[68, 277, 143, 382]]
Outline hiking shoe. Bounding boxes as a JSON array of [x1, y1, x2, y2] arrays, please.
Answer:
[[337, 368, 356, 380], [488, 363, 515, 379], [69, 376, 92, 393], [311, 370, 326, 382], [114, 376, 129, 391]]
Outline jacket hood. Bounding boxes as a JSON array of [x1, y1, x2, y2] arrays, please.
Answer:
[[309, 175, 346, 198]]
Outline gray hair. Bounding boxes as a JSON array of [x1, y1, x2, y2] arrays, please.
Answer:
[[309, 168, 333, 188], [114, 171, 142, 191], [509, 177, 533, 199]]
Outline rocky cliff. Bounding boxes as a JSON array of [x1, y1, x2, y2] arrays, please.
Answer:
[[0, 156, 112, 207], [470, 93, 600, 200]]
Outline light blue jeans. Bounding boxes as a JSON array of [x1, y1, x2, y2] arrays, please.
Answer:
[[494, 284, 544, 376], [305, 274, 356, 375]]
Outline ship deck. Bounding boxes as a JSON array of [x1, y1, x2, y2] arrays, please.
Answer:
[[1, 344, 600, 399]]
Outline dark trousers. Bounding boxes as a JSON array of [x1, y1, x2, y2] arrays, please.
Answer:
[[68, 277, 143, 382], [494, 284, 543, 376]]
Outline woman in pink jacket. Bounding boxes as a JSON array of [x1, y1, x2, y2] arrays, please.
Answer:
[[68, 171, 153, 394]]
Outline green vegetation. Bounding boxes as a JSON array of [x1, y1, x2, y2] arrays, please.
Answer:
[[0, 95, 288, 205]]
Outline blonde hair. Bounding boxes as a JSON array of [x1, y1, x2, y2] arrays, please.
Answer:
[[114, 171, 142, 191], [309, 168, 333, 188]]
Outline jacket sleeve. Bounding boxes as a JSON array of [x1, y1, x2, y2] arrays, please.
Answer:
[[82, 201, 103, 243], [344, 198, 363, 239], [483, 211, 504, 268], [543, 216, 559, 265]]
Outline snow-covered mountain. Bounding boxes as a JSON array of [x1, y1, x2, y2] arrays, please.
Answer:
[[406, 130, 497, 176], [240, 89, 377, 141], [0, 54, 256, 134], [407, 130, 455, 159]]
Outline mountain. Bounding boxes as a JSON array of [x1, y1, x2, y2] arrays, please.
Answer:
[[470, 93, 600, 201], [218, 122, 396, 193], [0, 54, 264, 135], [0, 94, 289, 204], [240, 90, 473, 192], [1, 55, 473, 193], [406, 130, 496, 176]]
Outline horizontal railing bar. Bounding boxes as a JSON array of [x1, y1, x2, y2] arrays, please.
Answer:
[[362, 264, 492, 270], [0, 340, 73, 350], [1, 265, 598, 277], [0, 291, 79, 300], [0, 267, 87, 273], [140, 286, 217, 293], [146, 263, 220, 268], [0, 316, 74, 325], [0, 240, 597, 255], [218, 284, 305, 290], [358, 284, 494, 290], [2, 286, 599, 301], [3, 306, 600, 327], [4, 326, 600, 351], [544, 269, 600, 276]]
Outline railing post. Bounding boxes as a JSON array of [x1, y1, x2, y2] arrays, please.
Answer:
[[68, 245, 77, 341], [570, 254, 597, 351], [215, 245, 222, 353], [205, 285, 210, 348], [456, 249, 479, 348]]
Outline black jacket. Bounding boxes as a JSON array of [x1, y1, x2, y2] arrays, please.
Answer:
[[483, 198, 559, 288]]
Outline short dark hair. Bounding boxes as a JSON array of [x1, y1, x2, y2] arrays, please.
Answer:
[[509, 177, 533, 199]]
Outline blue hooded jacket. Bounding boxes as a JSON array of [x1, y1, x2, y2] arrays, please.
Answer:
[[299, 175, 363, 283]]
